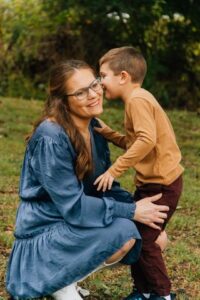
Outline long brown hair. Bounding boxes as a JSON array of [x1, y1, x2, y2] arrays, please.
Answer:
[[27, 60, 94, 180]]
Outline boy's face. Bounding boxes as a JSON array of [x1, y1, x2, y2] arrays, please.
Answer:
[[99, 62, 121, 100]]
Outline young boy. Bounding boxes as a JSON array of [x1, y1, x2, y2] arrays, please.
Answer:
[[94, 47, 183, 300]]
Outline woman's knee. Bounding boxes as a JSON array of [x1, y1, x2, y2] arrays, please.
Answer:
[[106, 238, 136, 264], [155, 230, 168, 251], [118, 238, 136, 256]]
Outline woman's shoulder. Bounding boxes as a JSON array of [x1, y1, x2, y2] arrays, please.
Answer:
[[28, 120, 71, 151], [34, 120, 67, 143]]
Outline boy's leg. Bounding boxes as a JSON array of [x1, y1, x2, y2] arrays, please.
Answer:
[[131, 220, 171, 295], [131, 176, 183, 296]]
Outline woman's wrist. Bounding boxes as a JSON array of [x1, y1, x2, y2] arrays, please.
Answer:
[[112, 201, 136, 219]]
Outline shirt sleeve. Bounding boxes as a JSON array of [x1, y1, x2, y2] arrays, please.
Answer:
[[109, 98, 157, 178], [102, 132, 136, 205], [30, 136, 135, 228], [95, 122, 127, 149]]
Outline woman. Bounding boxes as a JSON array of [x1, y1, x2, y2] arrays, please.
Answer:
[[6, 60, 169, 300]]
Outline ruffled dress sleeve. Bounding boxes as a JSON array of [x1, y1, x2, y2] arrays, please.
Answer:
[[30, 136, 135, 228]]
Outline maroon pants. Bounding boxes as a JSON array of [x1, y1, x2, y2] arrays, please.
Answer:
[[131, 176, 183, 296]]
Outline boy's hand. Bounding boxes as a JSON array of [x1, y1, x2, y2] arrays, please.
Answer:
[[94, 118, 108, 134], [95, 118, 107, 129], [94, 171, 114, 192]]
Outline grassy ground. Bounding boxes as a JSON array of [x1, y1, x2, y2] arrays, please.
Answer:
[[0, 97, 200, 299]]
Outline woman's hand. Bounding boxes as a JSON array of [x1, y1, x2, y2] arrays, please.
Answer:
[[133, 193, 169, 230]]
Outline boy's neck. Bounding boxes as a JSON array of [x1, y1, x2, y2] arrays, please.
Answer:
[[121, 83, 141, 103]]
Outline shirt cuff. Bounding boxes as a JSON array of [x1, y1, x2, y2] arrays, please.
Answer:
[[108, 165, 122, 178], [112, 201, 136, 219]]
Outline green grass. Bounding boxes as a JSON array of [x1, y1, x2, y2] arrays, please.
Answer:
[[0, 97, 200, 299]]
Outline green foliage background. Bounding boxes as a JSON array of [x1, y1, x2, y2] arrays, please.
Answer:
[[0, 0, 199, 109]]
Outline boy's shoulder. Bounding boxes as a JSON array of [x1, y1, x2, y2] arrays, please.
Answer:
[[127, 87, 159, 108], [132, 87, 156, 101]]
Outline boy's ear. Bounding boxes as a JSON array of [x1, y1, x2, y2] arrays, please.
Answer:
[[119, 71, 130, 84]]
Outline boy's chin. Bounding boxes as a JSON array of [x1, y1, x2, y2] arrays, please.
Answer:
[[105, 97, 116, 101], [104, 93, 115, 100]]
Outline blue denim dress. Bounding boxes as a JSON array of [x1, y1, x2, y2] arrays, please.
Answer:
[[6, 119, 141, 299]]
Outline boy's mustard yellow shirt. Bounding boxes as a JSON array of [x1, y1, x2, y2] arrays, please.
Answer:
[[100, 88, 184, 186]]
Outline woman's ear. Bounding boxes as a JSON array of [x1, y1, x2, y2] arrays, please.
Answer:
[[119, 71, 130, 85]]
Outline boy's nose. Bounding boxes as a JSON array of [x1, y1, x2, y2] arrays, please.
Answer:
[[100, 79, 104, 86], [100, 81, 106, 90]]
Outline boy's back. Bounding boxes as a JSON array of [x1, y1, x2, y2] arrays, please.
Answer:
[[117, 87, 184, 185]]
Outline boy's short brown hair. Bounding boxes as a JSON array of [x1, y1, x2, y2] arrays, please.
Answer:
[[99, 46, 147, 84]]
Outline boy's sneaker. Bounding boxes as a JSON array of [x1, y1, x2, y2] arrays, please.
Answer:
[[150, 292, 176, 300], [123, 289, 149, 300]]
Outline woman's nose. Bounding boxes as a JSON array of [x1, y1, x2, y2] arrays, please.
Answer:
[[88, 88, 97, 98]]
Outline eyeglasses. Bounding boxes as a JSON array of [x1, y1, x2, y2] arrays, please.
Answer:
[[66, 78, 102, 101]]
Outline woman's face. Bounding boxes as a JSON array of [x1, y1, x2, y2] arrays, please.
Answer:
[[66, 68, 103, 120]]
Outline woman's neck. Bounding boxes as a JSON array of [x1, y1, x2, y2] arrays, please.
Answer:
[[70, 114, 91, 137]]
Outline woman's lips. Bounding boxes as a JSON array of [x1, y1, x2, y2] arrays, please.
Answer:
[[87, 99, 100, 107]]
